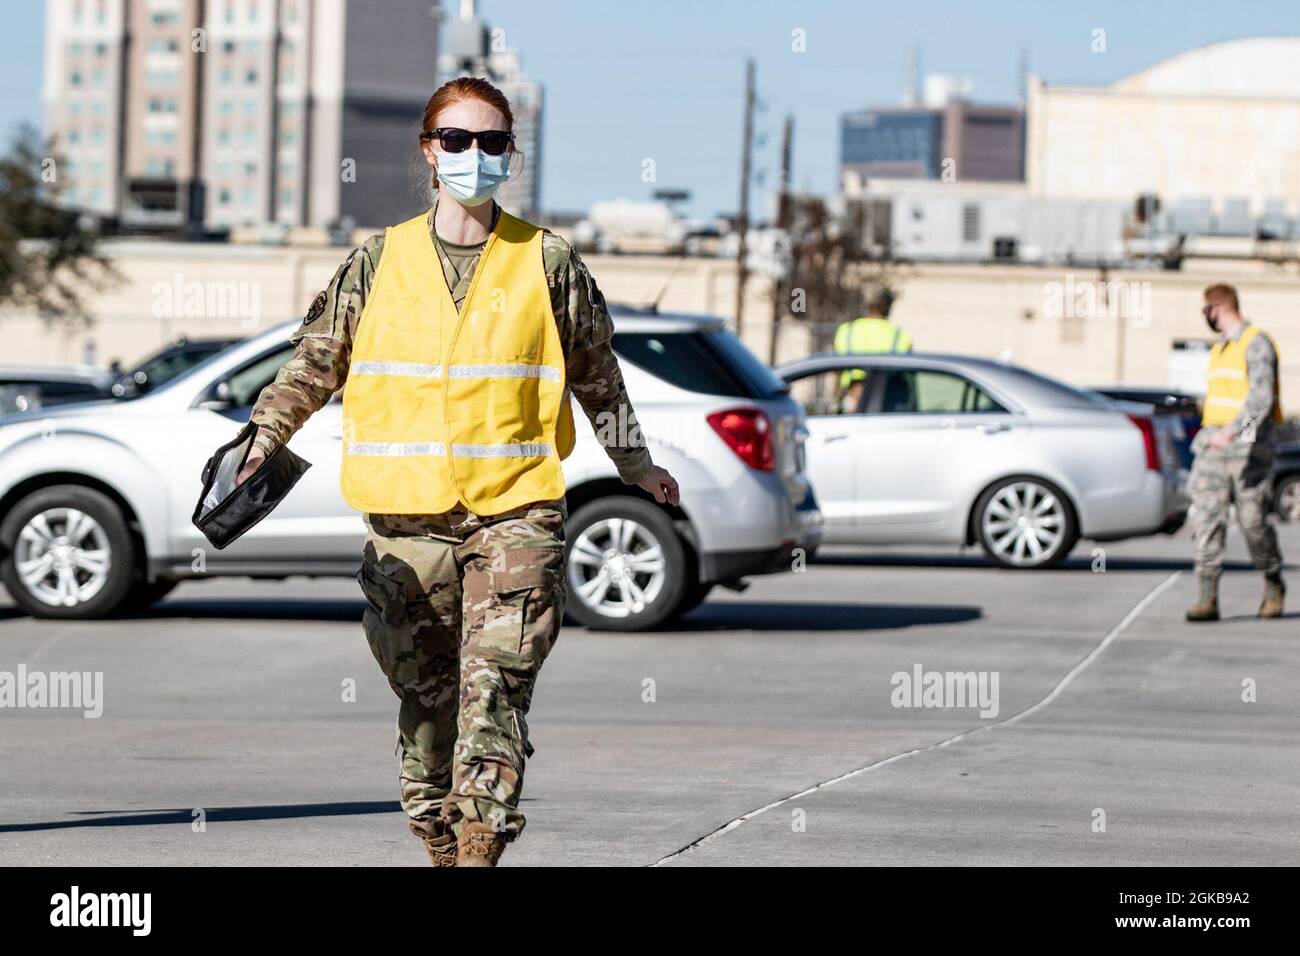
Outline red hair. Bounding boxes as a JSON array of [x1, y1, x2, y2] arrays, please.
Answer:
[[420, 77, 514, 138]]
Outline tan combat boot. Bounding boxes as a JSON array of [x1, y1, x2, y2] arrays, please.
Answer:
[[1260, 575, 1286, 619], [456, 821, 507, 868], [422, 833, 458, 867], [1185, 576, 1220, 622], [410, 822, 457, 867]]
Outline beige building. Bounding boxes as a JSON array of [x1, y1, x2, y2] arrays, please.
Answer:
[[4, 241, 1297, 415], [43, 0, 441, 233], [1027, 37, 1300, 222], [42, 0, 130, 217]]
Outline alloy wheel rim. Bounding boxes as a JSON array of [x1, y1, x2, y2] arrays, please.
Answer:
[[1280, 481, 1300, 522], [14, 508, 112, 607], [982, 481, 1065, 567], [567, 517, 666, 618]]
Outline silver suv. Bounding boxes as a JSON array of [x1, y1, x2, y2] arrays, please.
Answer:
[[0, 308, 821, 630]]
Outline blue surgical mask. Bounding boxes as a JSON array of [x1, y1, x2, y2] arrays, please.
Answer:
[[435, 147, 510, 206]]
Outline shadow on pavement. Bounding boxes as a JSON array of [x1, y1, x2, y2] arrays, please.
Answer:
[[113, 599, 364, 622], [2, 597, 981, 630], [666, 601, 981, 632], [0, 800, 401, 833], [812, 552, 1247, 573]]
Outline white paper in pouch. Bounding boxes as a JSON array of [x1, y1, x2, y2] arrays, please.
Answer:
[[201, 431, 255, 516]]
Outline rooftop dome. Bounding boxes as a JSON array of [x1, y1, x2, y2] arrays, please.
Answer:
[[1112, 36, 1300, 98]]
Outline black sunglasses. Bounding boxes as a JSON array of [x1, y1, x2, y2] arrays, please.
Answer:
[[420, 127, 513, 156]]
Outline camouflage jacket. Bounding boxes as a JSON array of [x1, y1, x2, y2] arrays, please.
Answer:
[[249, 203, 653, 485], [1193, 322, 1281, 458]]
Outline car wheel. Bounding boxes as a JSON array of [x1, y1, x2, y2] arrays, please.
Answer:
[[674, 580, 714, 617], [974, 476, 1078, 569], [0, 485, 137, 619], [1274, 474, 1300, 523], [564, 496, 688, 631], [119, 578, 179, 613]]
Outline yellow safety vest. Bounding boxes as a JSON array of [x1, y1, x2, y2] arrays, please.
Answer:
[[833, 316, 912, 355], [340, 208, 575, 515], [1202, 324, 1283, 427], [833, 316, 912, 387]]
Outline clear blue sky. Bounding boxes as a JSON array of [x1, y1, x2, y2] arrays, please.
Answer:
[[4, 1, 1298, 219]]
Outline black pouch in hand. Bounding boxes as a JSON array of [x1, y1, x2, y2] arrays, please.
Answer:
[[192, 421, 312, 550]]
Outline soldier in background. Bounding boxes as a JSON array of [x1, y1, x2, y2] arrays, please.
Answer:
[[1186, 283, 1285, 621], [833, 287, 910, 412], [229, 78, 679, 865]]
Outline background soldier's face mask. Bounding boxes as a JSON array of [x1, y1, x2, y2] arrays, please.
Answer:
[[193, 422, 312, 550]]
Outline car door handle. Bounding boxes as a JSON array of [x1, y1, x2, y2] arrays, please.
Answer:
[[977, 423, 1012, 434], [821, 433, 849, 443]]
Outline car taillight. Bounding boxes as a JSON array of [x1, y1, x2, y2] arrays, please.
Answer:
[[1125, 413, 1160, 471], [707, 407, 774, 471]]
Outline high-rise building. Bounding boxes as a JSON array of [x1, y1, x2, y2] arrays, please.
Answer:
[[437, 0, 543, 221], [841, 74, 1024, 190], [43, 0, 440, 233], [42, 0, 130, 219]]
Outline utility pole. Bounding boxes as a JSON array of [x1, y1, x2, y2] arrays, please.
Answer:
[[734, 58, 755, 336], [768, 113, 793, 366]]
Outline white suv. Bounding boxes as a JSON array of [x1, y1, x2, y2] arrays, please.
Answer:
[[0, 307, 821, 630]]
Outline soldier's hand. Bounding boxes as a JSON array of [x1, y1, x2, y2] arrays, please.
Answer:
[[237, 444, 269, 485], [637, 465, 680, 507]]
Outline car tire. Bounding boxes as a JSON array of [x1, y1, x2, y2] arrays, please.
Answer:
[[1274, 474, 1300, 523], [564, 496, 688, 631], [973, 475, 1078, 570], [0, 485, 138, 620], [674, 580, 714, 617], [119, 578, 179, 613]]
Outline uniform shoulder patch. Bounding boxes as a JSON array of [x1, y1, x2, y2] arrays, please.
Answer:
[[304, 291, 328, 325]]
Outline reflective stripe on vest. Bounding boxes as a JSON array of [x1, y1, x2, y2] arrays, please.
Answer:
[[347, 441, 553, 458], [1201, 324, 1283, 427], [350, 362, 562, 383], [339, 207, 576, 515]]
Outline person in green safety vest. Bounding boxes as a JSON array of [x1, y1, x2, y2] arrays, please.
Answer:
[[833, 287, 911, 411]]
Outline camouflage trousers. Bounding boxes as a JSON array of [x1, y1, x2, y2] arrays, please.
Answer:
[[357, 500, 566, 842], [1188, 450, 1282, 579]]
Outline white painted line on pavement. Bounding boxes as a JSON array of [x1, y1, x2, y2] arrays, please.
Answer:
[[651, 570, 1183, 866]]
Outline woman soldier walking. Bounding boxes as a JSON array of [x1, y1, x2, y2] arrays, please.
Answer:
[[234, 77, 678, 866]]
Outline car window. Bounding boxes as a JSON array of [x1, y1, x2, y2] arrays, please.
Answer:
[[31, 380, 104, 400], [612, 329, 786, 399], [874, 370, 1006, 415], [787, 368, 875, 416], [222, 347, 292, 407]]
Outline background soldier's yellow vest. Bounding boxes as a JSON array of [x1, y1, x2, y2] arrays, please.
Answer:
[[1202, 324, 1283, 427], [340, 208, 575, 515], [833, 316, 912, 387]]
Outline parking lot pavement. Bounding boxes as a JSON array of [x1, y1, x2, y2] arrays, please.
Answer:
[[1, 524, 1297, 867]]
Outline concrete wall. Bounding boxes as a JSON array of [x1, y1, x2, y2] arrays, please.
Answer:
[[4, 242, 1297, 409]]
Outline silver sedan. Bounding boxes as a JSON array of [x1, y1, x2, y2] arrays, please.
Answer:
[[778, 353, 1188, 568]]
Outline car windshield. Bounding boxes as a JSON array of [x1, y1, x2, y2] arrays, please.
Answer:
[[612, 328, 787, 399], [116, 339, 245, 399], [139, 346, 224, 385]]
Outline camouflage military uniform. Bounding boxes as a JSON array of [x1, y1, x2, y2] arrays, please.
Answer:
[[247, 199, 652, 845], [1188, 323, 1283, 582], [360, 503, 564, 841]]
